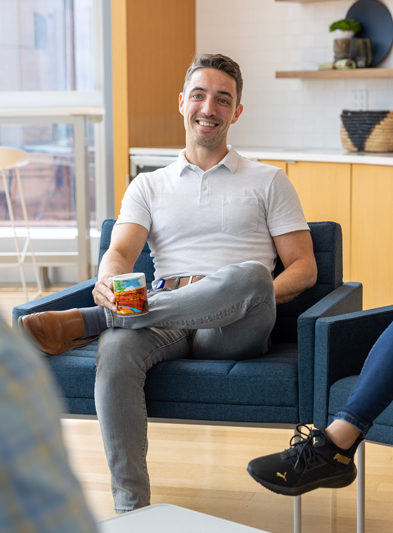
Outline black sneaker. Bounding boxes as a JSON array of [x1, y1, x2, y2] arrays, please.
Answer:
[[247, 425, 363, 496]]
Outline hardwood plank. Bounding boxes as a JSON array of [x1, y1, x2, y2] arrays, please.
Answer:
[[0, 282, 72, 326]]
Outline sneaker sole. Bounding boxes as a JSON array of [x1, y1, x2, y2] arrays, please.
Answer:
[[247, 464, 357, 497]]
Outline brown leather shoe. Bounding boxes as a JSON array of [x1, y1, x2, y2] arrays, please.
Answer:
[[19, 309, 98, 355]]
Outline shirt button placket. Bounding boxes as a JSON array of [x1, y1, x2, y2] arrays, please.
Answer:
[[200, 173, 208, 203]]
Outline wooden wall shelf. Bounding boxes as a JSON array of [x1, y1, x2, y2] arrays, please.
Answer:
[[275, 0, 345, 2], [276, 69, 393, 79]]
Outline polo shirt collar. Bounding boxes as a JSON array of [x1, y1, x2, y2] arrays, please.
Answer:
[[178, 145, 239, 176]]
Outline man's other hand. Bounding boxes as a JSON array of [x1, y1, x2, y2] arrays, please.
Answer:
[[93, 223, 149, 312], [93, 275, 117, 312]]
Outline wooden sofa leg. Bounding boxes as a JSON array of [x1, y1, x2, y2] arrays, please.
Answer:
[[357, 440, 366, 533]]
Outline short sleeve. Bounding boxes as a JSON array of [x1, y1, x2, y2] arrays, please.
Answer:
[[116, 175, 152, 232], [266, 169, 309, 236]]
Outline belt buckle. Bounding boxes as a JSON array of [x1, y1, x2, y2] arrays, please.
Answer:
[[156, 279, 165, 289]]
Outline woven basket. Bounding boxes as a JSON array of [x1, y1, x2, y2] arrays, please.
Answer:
[[340, 110, 393, 152]]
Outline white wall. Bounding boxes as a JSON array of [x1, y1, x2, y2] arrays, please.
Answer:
[[196, 0, 393, 149]]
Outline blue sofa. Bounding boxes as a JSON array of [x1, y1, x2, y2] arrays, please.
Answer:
[[13, 219, 362, 427], [313, 305, 393, 533]]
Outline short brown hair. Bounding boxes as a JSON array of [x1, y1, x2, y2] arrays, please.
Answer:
[[183, 53, 243, 106]]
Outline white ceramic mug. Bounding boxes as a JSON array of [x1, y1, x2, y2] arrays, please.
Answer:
[[112, 273, 149, 316]]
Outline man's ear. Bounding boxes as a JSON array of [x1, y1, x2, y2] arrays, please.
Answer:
[[231, 104, 243, 125], [179, 93, 185, 116]]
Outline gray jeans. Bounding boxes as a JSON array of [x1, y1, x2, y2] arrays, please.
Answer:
[[94, 261, 276, 513]]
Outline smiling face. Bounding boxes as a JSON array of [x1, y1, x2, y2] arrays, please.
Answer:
[[179, 68, 243, 156]]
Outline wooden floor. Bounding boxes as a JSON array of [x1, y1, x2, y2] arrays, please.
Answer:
[[3, 283, 393, 532]]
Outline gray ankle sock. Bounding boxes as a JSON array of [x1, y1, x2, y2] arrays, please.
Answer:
[[79, 306, 108, 339]]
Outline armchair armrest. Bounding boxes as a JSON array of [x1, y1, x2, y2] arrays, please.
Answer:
[[12, 277, 97, 328], [297, 282, 363, 422], [313, 304, 393, 428]]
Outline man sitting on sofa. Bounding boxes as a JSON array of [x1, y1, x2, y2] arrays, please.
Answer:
[[20, 53, 317, 514]]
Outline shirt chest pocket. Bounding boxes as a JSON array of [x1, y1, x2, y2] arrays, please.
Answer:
[[222, 197, 258, 236]]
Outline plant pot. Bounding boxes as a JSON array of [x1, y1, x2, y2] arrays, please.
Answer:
[[332, 30, 355, 61], [332, 29, 355, 40]]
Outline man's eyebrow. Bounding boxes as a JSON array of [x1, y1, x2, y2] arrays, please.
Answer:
[[189, 87, 234, 100], [190, 86, 207, 93], [217, 90, 234, 100]]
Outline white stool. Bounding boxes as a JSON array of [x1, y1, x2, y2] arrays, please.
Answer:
[[0, 147, 42, 301]]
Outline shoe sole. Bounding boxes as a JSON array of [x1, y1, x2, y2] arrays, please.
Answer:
[[18, 315, 26, 334], [247, 464, 357, 496]]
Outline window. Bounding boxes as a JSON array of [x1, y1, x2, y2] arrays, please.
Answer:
[[0, 0, 94, 92], [0, 123, 95, 227], [0, 0, 101, 229]]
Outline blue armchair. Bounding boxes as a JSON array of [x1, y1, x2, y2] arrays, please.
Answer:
[[12, 219, 362, 533], [313, 305, 393, 533]]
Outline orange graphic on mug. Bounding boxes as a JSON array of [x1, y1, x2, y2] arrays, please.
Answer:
[[113, 273, 149, 316]]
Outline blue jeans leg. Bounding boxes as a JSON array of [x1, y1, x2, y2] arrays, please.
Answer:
[[105, 261, 276, 356], [96, 261, 276, 512], [95, 326, 193, 513], [335, 320, 393, 435]]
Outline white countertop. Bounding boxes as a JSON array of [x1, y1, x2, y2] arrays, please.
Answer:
[[129, 146, 393, 166], [0, 107, 105, 120]]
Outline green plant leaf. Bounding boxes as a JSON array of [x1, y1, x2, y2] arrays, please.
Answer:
[[329, 19, 361, 34]]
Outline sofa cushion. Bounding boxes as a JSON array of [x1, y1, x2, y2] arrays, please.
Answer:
[[47, 341, 299, 422], [328, 376, 393, 445]]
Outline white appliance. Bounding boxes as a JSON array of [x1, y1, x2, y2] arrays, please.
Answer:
[[129, 148, 181, 185]]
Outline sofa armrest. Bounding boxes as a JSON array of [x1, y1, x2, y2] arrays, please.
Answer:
[[12, 277, 97, 328], [313, 304, 393, 428], [297, 281, 363, 422]]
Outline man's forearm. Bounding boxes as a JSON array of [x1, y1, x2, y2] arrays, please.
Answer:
[[94, 223, 149, 309], [273, 259, 317, 305], [97, 249, 135, 280]]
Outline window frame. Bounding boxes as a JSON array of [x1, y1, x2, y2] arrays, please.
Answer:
[[0, 0, 112, 228]]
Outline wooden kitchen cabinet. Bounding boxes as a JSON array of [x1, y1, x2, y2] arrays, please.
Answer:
[[286, 161, 351, 281], [259, 160, 287, 173], [351, 164, 393, 309]]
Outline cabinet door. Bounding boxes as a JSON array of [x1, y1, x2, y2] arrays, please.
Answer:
[[351, 164, 393, 309], [287, 161, 351, 281], [259, 160, 287, 173]]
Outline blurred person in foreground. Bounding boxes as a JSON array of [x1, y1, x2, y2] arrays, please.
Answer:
[[0, 316, 96, 533]]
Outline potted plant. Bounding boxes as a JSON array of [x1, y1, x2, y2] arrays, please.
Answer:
[[329, 19, 362, 40], [329, 19, 361, 62]]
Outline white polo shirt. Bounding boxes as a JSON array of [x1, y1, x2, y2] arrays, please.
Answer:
[[117, 146, 309, 287]]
